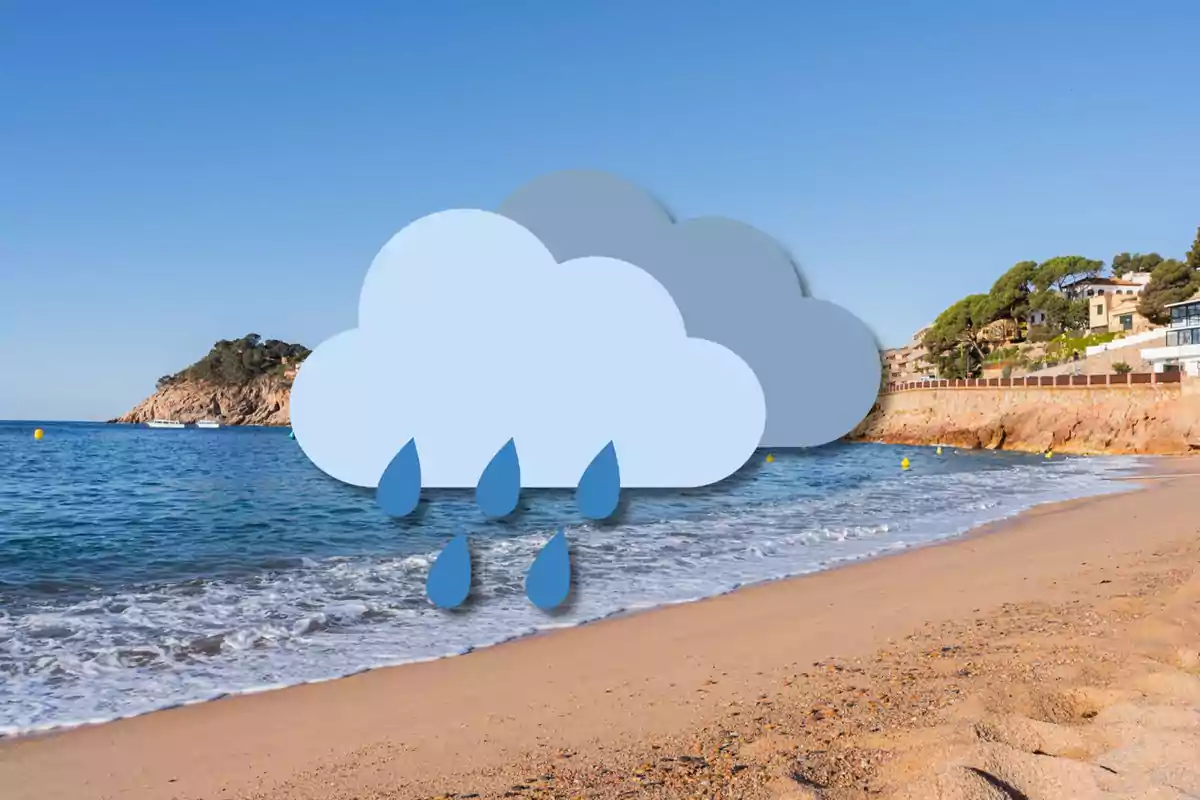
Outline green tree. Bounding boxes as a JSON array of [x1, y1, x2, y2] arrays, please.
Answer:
[[1187, 226, 1200, 271], [1028, 290, 1088, 332], [1111, 252, 1164, 277], [1064, 297, 1089, 331], [1033, 255, 1104, 293], [1137, 258, 1198, 325], [988, 260, 1038, 323], [173, 336, 312, 387], [922, 294, 997, 378]]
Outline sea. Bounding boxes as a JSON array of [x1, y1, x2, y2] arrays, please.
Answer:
[[0, 421, 1144, 736]]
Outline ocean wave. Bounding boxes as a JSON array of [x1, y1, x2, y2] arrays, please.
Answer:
[[0, 435, 1145, 735]]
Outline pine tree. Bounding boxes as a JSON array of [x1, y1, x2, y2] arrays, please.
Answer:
[[1186, 226, 1200, 271], [1138, 258, 1197, 324]]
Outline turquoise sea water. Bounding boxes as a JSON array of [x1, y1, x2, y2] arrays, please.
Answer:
[[0, 421, 1142, 735]]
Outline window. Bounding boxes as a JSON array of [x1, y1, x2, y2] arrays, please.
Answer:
[[1095, 304, 1103, 316], [1120, 314, 1133, 331], [1170, 302, 1200, 328], [1086, 289, 1094, 297], [1167, 327, 1200, 347]]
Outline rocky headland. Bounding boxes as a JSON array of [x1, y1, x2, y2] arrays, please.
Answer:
[[110, 334, 309, 427], [116, 335, 1200, 456]]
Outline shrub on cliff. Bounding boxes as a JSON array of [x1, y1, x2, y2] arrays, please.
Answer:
[[1044, 331, 1116, 361], [172, 334, 311, 386], [1113, 362, 1132, 375], [1027, 324, 1060, 343], [984, 345, 1020, 364]]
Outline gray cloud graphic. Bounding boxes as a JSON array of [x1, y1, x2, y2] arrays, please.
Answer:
[[497, 170, 880, 448]]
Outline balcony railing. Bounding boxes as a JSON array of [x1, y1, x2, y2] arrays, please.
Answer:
[[882, 372, 1182, 393], [1166, 328, 1200, 347]]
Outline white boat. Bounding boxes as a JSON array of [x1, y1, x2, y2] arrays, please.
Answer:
[[146, 419, 185, 429], [195, 420, 222, 429]]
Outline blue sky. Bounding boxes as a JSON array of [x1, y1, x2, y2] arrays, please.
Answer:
[[3, 1, 1199, 421]]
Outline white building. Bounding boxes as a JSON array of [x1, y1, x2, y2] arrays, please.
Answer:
[[1028, 274, 1153, 328], [1140, 296, 1200, 376]]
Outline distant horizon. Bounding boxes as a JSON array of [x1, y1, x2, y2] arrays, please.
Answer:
[[9, 237, 1196, 424], [6, 1, 1200, 420]]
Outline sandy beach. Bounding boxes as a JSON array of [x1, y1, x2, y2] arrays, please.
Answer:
[[4, 462, 1200, 800]]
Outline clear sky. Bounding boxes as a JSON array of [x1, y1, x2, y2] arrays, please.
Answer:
[[3, 1, 1199, 421]]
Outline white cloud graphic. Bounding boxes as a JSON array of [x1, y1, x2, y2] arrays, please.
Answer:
[[498, 171, 883, 448], [290, 209, 766, 489]]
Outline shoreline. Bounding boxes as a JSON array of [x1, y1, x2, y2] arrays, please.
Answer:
[[0, 453, 1144, 742], [6, 459, 1198, 798], [852, 433, 1200, 458]]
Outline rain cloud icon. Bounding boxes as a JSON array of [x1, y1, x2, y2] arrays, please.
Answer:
[[291, 172, 881, 611]]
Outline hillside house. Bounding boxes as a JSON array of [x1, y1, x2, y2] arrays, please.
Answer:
[[1028, 273, 1152, 331], [1088, 292, 1153, 335], [1063, 276, 1146, 299], [1141, 294, 1200, 377]]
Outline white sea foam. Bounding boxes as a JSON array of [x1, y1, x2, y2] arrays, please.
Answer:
[[0, 453, 1145, 735]]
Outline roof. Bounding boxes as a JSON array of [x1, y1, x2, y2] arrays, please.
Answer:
[[1165, 292, 1200, 309], [1064, 276, 1143, 288]]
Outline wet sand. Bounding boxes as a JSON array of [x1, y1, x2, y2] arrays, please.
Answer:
[[3, 463, 1200, 799]]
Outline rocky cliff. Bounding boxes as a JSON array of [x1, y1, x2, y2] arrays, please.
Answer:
[[851, 382, 1200, 455], [112, 374, 294, 426], [111, 334, 307, 427]]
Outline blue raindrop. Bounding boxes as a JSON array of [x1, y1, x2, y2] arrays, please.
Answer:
[[575, 441, 620, 520], [427, 533, 472, 609], [377, 438, 421, 517], [476, 438, 521, 518], [525, 530, 571, 611]]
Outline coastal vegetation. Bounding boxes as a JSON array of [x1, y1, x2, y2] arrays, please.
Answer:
[[156, 334, 311, 389], [922, 225, 1200, 378], [1138, 254, 1199, 325], [976, 332, 1118, 374]]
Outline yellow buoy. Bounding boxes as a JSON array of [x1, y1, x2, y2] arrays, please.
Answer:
[[765, 453, 775, 463], [33, 428, 44, 440], [901, 457, 910, 470], [935, 445, 943, 455], [1045, 450, 1053, 459]]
